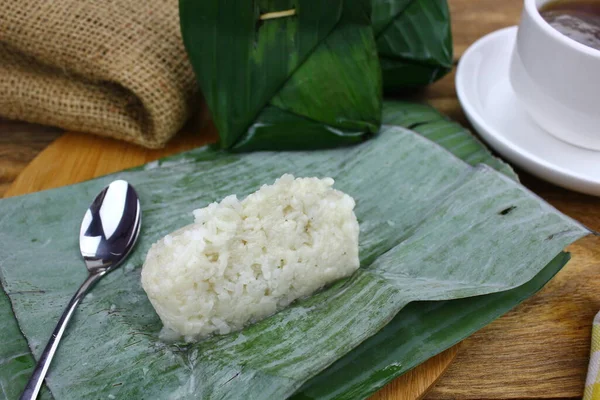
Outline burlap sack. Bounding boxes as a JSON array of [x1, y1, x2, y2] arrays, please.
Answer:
[[0, 0, 198, 148]]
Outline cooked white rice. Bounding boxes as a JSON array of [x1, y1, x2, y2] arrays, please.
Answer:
[[141, 174, 360, 341]]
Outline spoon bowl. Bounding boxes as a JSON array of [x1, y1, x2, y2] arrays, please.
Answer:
[[80, 180, 142, 273], [20, 179, 142, 400]]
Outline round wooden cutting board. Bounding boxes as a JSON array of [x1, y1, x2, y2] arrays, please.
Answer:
[[5, 130, 460, 399]]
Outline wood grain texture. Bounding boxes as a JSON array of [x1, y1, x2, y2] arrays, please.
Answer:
[[0, 119, 61, 196], [372, 347, 459, 400], [2, 0, 600, 399]]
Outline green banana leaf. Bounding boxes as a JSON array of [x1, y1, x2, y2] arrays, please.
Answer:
[[181, 0, 382, 151], [381, 101, 515, 177], [294, 251, 571, 399], [0, 252, 572, 400], [0, 287, 37, 399], [0, 102, 587, 399], [180, 0, 452, 150], [373, 0, 453, 90]]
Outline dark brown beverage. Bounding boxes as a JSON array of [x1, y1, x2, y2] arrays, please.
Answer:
[[540, 0, 600, 50]]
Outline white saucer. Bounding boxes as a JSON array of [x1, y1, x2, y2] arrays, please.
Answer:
[[456, 26, 600, 197]]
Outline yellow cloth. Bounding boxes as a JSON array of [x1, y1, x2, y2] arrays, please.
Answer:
[[585, 312, 600, 399]]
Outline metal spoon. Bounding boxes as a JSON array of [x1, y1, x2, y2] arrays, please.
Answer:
[[20, 179, 142, 400]]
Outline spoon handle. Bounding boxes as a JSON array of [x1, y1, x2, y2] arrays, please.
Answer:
[[20, 273, 104, 400]]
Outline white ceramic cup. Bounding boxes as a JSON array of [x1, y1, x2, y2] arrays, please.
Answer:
[[510, 0, 600, 151]]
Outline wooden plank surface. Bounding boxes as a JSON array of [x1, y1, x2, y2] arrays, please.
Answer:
[[1, 0, 599, 399], [0, 120, 61, 196]]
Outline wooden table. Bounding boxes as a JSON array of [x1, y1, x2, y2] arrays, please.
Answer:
[[2, 1, 599, 399]]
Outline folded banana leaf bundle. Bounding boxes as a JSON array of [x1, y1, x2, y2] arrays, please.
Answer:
[[0, 102, 588, 399], [373, 0, 453, 90], [180, 0, 453, 151]]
